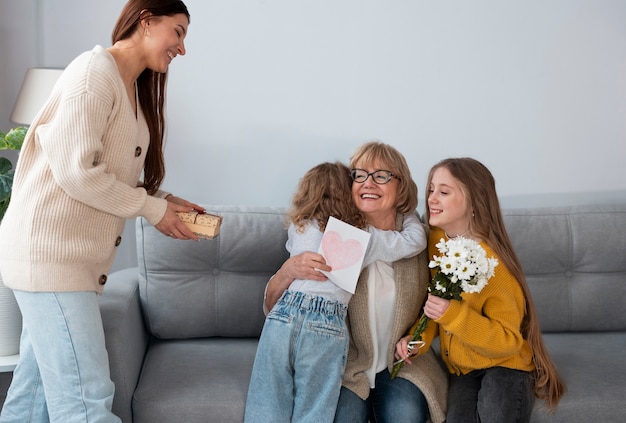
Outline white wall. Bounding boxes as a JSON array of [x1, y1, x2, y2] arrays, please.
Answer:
[[2, 0, 626, 271]]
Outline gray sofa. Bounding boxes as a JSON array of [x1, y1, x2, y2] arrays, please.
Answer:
[[98, 204, 626, 422]]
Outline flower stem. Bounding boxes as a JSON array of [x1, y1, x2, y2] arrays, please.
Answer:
[[390, 314, 430, 379]]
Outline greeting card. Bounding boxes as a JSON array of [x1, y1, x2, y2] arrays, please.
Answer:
[[317, 216, 371, 294]]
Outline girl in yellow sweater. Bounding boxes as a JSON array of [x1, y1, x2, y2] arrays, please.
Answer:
[[396, 158, 565, 422]]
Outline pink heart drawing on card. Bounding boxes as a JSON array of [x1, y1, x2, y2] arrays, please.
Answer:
[[321, 230, 364, 270]]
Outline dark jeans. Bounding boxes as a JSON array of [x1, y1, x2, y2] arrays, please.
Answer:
[[334, 369, 429, 423], [447, 367, 535, 423]]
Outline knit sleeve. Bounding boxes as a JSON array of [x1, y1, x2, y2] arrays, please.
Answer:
[[36, 51, 167, 224], [362, 212, 427, 267], [435, 262, 528, 359]]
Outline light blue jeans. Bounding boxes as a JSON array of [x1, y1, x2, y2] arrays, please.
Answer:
[[0, 291, 120, 423], [244, 290, 348, 423]]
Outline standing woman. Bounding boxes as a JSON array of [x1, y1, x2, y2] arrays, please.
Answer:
[[396, 157, 565, 422], [0, 1, 196, 421]]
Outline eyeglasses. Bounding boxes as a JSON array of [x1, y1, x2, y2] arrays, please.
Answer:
[[350, 169, 398, 185]]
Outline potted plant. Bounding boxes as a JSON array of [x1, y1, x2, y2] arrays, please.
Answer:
[[0, 126, 26, 357], [0, 126, 27, 221]]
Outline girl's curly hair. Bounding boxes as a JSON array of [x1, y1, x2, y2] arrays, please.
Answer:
[[287, 161, 367, 232]]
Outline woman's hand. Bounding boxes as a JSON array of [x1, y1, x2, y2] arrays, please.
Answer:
[[264, 252, 331, 311], [154, 195, 203, 241], [165, 194, 204, 211], [423, 294, 450, 320], [281, 251, 331, 282], [394, 335, 420, 365]]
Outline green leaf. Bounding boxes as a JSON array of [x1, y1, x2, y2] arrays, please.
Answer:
[[0, 131, 7, 150], [0, 127, 25, 221], [0, 156, 11, 172], [0, 157, 14, 202], [5, 127, 27, 150], [0, 196, 9, 221]]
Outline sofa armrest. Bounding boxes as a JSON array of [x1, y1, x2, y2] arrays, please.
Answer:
[[98, 267, 150, 423]]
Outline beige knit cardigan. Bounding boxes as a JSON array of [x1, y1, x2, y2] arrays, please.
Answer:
[[0, 46, 168, 294], [342, 216, 448, 423]]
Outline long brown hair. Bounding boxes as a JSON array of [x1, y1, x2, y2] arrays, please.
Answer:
[[287, 162, 367, 232], [111, 0, 190, 194], [349, 141, 418, 214], [425, 157, 566, 410]]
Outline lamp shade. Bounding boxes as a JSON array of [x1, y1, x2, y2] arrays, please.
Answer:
[[10, 67, 64, 125]]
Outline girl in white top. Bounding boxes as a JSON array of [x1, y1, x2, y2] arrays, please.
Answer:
[[245, 161, 426, 422]]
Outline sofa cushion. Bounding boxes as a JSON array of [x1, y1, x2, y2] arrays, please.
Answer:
[[137, 206, 289, 339], [531, 332, 626, 422], [132, 338, 258, 422], [503, 204, 626, 332]]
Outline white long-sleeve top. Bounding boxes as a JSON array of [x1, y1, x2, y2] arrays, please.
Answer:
[[0, 45, 168, 294], [287, 212, 427, 305]]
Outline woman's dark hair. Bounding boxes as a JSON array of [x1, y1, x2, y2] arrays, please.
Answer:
[[111, 0, 190, 194]]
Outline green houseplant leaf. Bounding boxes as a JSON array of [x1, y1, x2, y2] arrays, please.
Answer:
[[0, 127, 27, 221], [4, 127, 27, 150]]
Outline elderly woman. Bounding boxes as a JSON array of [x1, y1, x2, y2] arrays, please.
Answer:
[[264, 142, 447, 423]]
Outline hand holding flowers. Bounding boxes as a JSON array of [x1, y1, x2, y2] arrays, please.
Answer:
[[391, 236, 498, 379]]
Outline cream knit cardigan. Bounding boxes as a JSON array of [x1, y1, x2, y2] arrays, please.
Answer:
[[342, 215, 448, 423], [0, 45, 168, 294]]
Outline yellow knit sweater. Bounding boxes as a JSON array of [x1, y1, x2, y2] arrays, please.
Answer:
[[414, 227, 535, 376]]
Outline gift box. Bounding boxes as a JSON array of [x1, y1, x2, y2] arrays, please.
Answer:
[[177, 210, 222, 239]]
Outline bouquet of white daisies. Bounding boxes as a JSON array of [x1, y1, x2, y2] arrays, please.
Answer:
[[391, 236, 498, 378]]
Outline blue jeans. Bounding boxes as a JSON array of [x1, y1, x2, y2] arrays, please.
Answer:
[[244, 290, 348, 423], [0, 291, 120, 423], [334, 369, 429, 423], [447, 367, 535, 423]]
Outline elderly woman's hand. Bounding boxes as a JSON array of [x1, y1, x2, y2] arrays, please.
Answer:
[[282, 252, 331, 281], [264, 252, 331, 311], [394, 335, 424, 366]]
